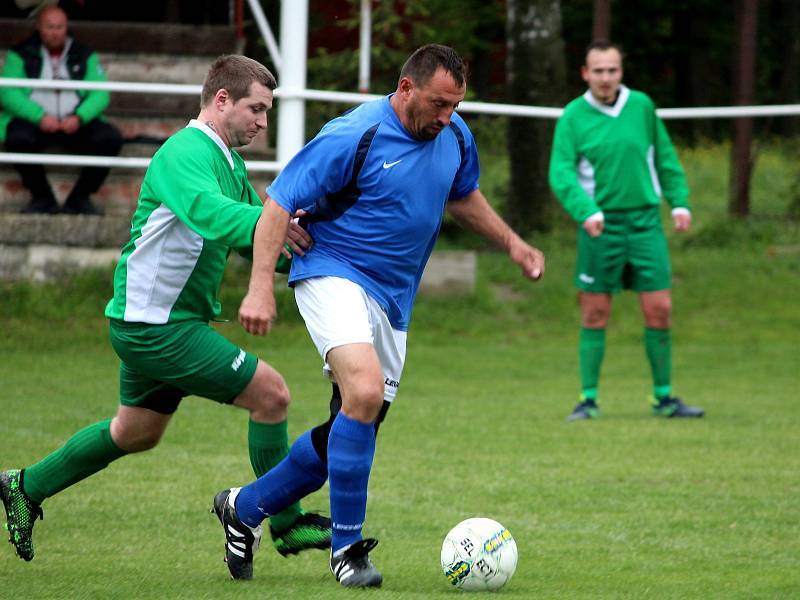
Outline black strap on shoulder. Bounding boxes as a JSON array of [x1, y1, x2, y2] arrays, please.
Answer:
[[448, 121, 467, 167], [300, 121, 380, 224]]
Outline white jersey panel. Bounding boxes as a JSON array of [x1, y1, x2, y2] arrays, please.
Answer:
[[577, 157, 596, 199], [646, 145, 663, 197], [123, 204, 204, 323]]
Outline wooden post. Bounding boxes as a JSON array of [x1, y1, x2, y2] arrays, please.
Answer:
[[730, 0, 759, 217], [592, 0, 612, 42]]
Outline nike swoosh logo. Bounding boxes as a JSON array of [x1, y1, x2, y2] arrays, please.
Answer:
[[383, 159, 402, 169]]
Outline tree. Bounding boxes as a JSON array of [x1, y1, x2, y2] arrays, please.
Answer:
[[730, 0, 758, 217], [506, 0, 567, 234], [592, 0, 611, 41]]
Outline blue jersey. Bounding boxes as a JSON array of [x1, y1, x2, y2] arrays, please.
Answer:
[[268, 95, 480, 330]]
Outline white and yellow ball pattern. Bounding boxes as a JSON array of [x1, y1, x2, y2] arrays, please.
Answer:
[[441, 517, 518, 591]]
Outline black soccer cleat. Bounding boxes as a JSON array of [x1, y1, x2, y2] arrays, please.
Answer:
[[330, 538, 383, 588], [567, 399, 600, 422], [212, 488, 262, 580], [1, 469, 43, 561], [270, 511, 332, 557], [652, 396, 705, 418]]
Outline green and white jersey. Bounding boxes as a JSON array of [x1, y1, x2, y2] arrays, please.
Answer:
[[105, 121, 263, 323], [549, 85, 689, 223]]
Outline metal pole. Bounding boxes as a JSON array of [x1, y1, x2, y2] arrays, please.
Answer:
[[246, 0, 282, 73], [358, 0, 372, 93], [276, 0, 308, 167]]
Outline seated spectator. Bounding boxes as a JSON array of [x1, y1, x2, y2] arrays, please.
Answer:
[[0, 4, 123, 214]]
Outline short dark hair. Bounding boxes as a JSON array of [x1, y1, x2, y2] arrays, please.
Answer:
[[584, 40, 624, 64], [398, 44, 467, 88], [200, 55, 277, 108]]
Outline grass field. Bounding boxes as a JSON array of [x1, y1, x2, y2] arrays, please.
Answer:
[[1, 144, 799, 598]]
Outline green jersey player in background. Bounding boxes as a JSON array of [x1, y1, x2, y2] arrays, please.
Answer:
[[549, 41, 704, 421], [1, 55, 331, 569]]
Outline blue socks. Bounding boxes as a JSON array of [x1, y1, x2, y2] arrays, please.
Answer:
[[235, 430, 326, 528], [328, 412, 376, 552], [234, 412, 377, 552]]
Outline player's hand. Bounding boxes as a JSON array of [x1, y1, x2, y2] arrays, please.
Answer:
[[510, 240, 545, 281], [582, 216, 604, 237], [40, 115, 60, 133], [238, 291, 276, 336], [673, 211, 691, 232], [285, 210, 312, 257], [60, 115, 81, 134]]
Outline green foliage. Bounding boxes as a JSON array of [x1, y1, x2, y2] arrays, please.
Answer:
[[308, 0, 504, 89], [303, 0, 506, 134], [676, 140, 800, 248]]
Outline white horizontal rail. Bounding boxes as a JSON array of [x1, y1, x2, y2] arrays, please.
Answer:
[[0, 77, 202, 95], [658, 105, 800, 119], [0, 151, 282, 172], [1, 77, 799, 172], [2, 77, 800, 119]]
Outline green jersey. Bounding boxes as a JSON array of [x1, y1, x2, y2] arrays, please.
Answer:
[[549, 85, 689, 223], [105, 121, 263, 324]]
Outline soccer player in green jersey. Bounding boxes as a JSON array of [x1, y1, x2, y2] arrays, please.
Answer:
[[1, 55, 331, 570], [549, 41, 704, 421]]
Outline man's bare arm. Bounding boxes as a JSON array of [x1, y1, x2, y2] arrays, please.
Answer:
[[239, 197, 291, 335], [447, 189, 545, 280]]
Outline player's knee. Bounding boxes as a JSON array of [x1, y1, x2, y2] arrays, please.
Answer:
[[354, 378, 385, 408], [112, 423, 162, 453], [342, 378, 384, 423], [265, 375, 291, 413], [246, 372, 290, 421], [583, 307, 609, 328], [645, 299, 672, 327]]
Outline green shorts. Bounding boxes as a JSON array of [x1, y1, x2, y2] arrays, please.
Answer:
[[575, 206, 671, 293], [109, 319, 259, 415]]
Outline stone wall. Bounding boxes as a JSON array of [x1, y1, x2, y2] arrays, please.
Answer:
[[0, 213, 476, 294]]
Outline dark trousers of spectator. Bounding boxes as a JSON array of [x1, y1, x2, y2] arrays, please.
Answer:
[[5, 118, 124, 213]]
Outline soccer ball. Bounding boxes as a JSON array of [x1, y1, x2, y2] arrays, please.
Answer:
[[441, 517, 518, 591]]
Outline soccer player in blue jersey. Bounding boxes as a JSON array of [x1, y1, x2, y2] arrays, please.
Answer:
[[214, 44, 545, 588]]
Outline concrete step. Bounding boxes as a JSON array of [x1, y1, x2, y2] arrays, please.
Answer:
[[0, 19, 240, 55], [100, 53, 219, 117], [0, 168, 274, 216], [0, 213, 130, 246], [108, 116, 274, 158], [0, 210, 477, 293]]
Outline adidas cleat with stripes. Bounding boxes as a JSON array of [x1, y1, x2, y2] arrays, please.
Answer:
[[330, 538, 383, 588], [1, 469, 43, 562], [212, 488, 262, 580], [270, 511, 332, 557]]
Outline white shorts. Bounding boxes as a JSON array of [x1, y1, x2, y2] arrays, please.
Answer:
[[294, 276, 407, 402]]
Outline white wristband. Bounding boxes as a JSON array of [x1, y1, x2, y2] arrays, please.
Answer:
[[583, 211, 604, 224]]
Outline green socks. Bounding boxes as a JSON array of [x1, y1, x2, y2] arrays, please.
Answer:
[[579, 327, 606, 401], [645, 327, 672, 399], [23, 419, 127, 504], [578, 326, 672, 402], [248, 419, 303, 531], [21, 416, 306, 532]]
